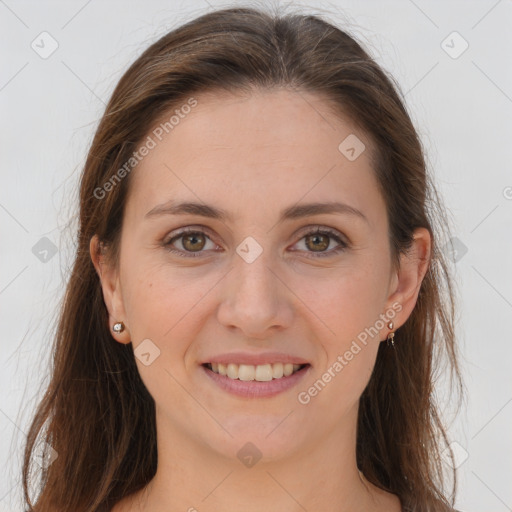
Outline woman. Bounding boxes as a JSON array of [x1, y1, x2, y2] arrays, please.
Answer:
[[22, 5, 463, 512]]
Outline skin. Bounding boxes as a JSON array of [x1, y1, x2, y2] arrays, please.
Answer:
[[90, 87, 430, 512]]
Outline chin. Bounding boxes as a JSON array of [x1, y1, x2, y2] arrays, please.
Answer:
[[201, 416, 309, 464]]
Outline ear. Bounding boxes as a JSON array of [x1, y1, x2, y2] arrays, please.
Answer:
[[89, 234, 131, 344], [382, 227, 431, 335]]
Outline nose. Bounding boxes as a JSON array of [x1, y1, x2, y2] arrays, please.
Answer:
[[216, 248, 294, 339]]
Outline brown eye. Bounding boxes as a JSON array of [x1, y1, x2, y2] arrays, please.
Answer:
[[181, 232, 206, 252], [291, 227, 348, 258], [164, 228, 217, 257], [305, 233, 330, 252]]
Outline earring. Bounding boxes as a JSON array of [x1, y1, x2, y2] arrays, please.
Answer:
[[112, 322, 125, 334], [386, 321, 395, 348]]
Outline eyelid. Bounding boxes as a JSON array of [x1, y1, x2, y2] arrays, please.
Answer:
[[162, 225, 221, 257], [163, 224, 217, 244], [294, 224, 348, 242], [289, 226, 349, 258]]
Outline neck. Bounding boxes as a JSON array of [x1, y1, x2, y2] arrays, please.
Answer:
[[127, 407, 391, 512]]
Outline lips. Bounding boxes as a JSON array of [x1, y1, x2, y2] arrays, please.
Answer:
[[201, 361, 311, 398], [199, 351, 311, 397]]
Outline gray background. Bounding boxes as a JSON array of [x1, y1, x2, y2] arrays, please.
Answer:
[[1, 0, 511, 510]]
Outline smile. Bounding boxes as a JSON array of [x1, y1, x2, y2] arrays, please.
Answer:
[[201, 362, 311, 398], [204, 362, 307, 381]]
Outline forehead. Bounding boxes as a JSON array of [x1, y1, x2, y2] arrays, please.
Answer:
[[125, 88, 384, 226]]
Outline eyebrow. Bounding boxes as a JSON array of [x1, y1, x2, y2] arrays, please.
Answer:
[[144, 200, 368, 224]]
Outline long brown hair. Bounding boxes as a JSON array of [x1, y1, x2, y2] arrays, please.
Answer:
[[22, 4, 463, 511]]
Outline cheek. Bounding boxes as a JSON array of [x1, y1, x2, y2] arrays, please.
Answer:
[[293, 272, 384, 410], [290, 261, 388, 404], [295, 262, 389, 347], [121, 259, 220, 359], [120, 263, 215, 408]]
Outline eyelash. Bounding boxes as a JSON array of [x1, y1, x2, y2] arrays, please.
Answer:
[[163, 226, 348, 259]]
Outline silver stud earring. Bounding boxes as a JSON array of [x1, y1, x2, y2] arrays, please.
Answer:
[[386, 321, 395, 348], [112, 322, 125, 334]]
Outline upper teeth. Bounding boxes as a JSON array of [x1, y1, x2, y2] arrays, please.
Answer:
[[209, 362, 303, 381]]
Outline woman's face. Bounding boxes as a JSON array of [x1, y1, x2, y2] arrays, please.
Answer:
[[93, 87, 429, 462]]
